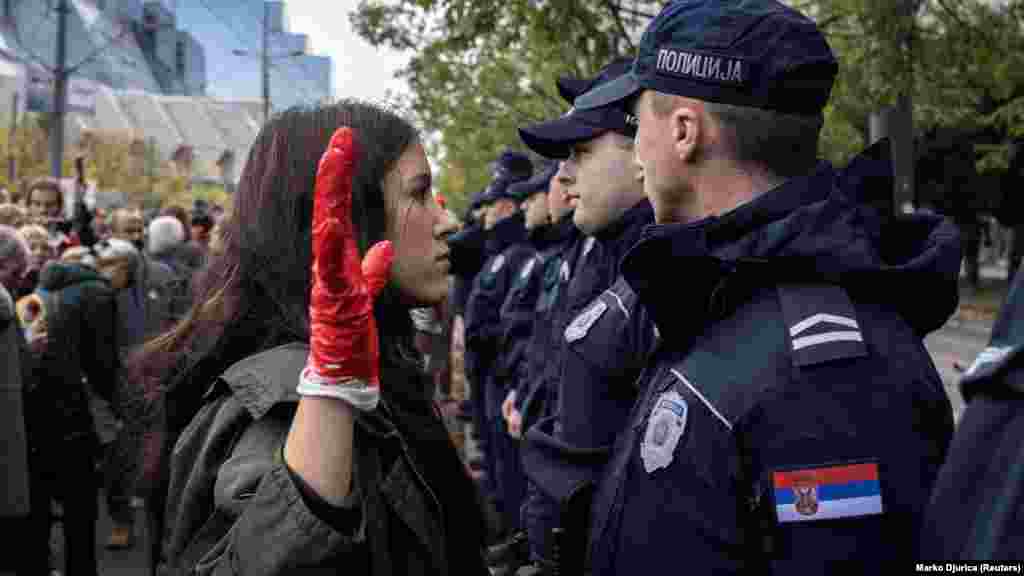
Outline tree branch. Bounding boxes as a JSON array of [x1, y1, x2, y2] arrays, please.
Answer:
[[603, 0, 637, 51]]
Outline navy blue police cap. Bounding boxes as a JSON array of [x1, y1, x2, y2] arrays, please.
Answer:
[[508, 162, 559, 202], [557, 76, 589, 104], [480, 177, 521, 204], [574, 0, 838, 116], [518, 57, 639, 160], [490, 149, 534, 182]]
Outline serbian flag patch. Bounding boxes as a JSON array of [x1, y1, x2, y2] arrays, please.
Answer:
[[772, 461, 883, 523]]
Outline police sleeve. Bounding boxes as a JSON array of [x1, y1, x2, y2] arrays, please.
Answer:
[[465, 249, 531, 355], [739, 337, 952, 573]]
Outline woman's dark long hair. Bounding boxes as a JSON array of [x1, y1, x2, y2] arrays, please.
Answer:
[[130, 100, 420, 407]]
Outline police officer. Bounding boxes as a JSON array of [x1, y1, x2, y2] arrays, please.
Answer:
[[573, 1, 960, 572], [465, 150, 535, 540], [919, 265, 1024, 561], [449, 190, 490, 471], [517, 57, 657, 576], [484, 164, 562, 573]]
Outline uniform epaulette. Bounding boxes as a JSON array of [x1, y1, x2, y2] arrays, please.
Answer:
[[776, 283, 868, 368]]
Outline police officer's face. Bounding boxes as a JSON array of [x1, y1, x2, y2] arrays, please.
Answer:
[[523, 191, 550, 231], [564, 132, 643, 235], [547, 167, 574, 223], [484, 199, 517, 230], [384, 142, 458, 306], [633, 91, 703, 224]]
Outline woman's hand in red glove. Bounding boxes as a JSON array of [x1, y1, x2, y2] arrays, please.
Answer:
[[297, 127, 394, 411]]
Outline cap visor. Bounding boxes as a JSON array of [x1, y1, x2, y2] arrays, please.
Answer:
[[573, 72, 640, 111], [518, 117, 604, 160], [557, 76, 590, 104]]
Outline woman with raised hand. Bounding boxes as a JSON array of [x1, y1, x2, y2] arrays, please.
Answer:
[[134, 101, 484, 575]]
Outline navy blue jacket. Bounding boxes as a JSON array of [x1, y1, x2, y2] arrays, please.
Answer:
[[465, 213, 535, 422], [589, 142, 960, 575], [515, 220, 583, 424], [500, 217, 578, 391], [519, 201, 654, 429], [522, 200, 657, 504], [919, 267, 1024, 561]]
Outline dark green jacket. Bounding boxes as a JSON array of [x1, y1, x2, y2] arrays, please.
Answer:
[[160, 343, 488, 576]]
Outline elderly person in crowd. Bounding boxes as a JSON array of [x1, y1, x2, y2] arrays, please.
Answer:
[[17, 225, 54, 298], [0, 203, 27, 228]]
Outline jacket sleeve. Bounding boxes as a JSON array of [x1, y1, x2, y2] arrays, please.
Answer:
[[82, 287, 120, 403], [498, 258, 540, 381], [193, 410, 365, 575]]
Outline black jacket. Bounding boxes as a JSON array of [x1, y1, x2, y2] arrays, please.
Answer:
[[27, 262, 119, 447]]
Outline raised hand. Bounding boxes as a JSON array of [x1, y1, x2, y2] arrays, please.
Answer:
[[298, 127, 394, 411]]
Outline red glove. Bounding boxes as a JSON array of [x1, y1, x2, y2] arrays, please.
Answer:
[[298, 127, 394, 410]]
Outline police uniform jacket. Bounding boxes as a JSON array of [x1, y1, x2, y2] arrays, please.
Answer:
[[589, 143, 961, 574], [500, 216, 579, 398], [518, 201, 653, 430], [465, 212, 535, 424], [522, 201, 658, 505], [919, 267, 1024, 561]]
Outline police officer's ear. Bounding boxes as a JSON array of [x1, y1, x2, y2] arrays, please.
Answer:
[[669, 97, 703, 165]]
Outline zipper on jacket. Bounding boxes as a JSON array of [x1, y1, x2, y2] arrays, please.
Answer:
[[397, 439, 448, 570]]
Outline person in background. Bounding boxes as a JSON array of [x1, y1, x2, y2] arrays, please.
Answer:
[[23, 239, 120, 576], [159, 204, 205, 272], [147, 215, 194, 330], [16, 225, 53, 299], [189, 210, 214, 251], [0, 203, 27, 228], [0, 225, 48, 576]]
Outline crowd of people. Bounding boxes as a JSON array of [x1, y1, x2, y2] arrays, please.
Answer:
[[0, 177, 220, 576], [5, 0, 1024, 574]]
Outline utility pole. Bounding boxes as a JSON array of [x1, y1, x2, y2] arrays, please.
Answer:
[[262, 1, 270, 123], [8, 92, 17, 184], [50, 0, 70, 180]]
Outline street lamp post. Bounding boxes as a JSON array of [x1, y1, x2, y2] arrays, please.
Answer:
[[233, 2, 304, 124]]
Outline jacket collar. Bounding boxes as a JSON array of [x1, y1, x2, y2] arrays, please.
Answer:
[[218, 342, 399, 437], [485, 212, 527, 255], [594, 198, 654, 276]]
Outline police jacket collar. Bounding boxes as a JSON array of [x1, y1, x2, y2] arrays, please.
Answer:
[[533, 212, 577, 249], [623, 140, 962, 343], [485, 212, 527, 256], [595, 199, 655, 277]]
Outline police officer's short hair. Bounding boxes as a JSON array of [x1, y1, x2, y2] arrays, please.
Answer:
[[650, 93, 820, 179]]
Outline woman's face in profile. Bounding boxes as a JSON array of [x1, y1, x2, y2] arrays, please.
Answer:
[[383, 142, 457, 306]]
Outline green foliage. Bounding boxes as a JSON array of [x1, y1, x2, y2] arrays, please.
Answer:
[[352, 0, 661, 207], [353, 0, 1024, 183]]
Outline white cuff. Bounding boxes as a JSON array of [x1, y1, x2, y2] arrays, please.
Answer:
[[297, 367, 380, 412]]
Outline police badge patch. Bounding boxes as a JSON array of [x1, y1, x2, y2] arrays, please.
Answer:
[[520, 257, 536, 280], [641, 389, 688, 474], [491, 254, 506, 274], [565, 299, 608, 343]]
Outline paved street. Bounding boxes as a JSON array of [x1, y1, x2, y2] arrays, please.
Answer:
[[924, 317, 994, 423]]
